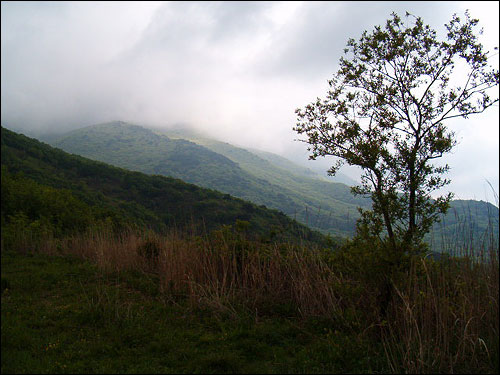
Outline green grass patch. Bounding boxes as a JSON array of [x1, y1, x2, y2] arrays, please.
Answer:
[[1, 249, 388, 374]]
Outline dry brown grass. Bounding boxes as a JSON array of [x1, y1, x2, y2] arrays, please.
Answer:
[[383, 250, 499, 373], [10, 225, 498, 373]]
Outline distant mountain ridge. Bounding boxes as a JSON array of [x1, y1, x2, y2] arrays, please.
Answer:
[[162, 126, 358, 185], [1, 126, 325, 244], [51, 121, 370, 237], [47, 121, 499, 249]]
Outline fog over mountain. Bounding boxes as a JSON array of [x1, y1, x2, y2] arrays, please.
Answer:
[[1, 1, 498, 203]]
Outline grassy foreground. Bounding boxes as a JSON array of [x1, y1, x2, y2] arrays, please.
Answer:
[[1, 248, 385, 374], [1, 228, 498, 373]]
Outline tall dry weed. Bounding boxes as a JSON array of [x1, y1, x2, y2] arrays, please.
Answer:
[[383, 248, 499, 373], [12, 221, 498, 373]]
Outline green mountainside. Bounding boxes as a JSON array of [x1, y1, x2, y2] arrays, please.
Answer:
[[162, 128, 365, 208], [1, 126, 326, 245], [162, 127, 331, 181], [248, 148, 359, 186], [426, 199, 499, 252], [2, 125, 498, 374], [46, 121, 498, 250], [154, 126, 500, 251], [50, 121, 370, 237]]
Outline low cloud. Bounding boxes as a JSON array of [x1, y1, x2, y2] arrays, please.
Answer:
[[1, 1, 498, 202]]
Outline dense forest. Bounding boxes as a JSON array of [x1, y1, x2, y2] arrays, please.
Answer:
[[1, 126, 328, 247], [49, 121, 370, 236]]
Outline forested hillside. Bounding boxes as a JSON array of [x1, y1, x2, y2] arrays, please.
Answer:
[[1, 126, 326, 245], [50, 121, 370, 236], [48, 121, 499, 249], [162, 127, 366, 208]]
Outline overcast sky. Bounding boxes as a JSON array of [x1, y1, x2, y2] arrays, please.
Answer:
[[1, 1, 499, 204]]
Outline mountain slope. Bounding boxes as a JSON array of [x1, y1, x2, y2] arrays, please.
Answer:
[[249, 148, 359, 186], [426, 199, 499, 252], [1, 126, 326, 244], [161, 127, 500, 251], [51, 122, 370, 236], [161, 127, 369, 208], [47, 121, 498, 249]]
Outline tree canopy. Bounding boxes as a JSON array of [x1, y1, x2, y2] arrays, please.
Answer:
[[294, 11, 499, 253]]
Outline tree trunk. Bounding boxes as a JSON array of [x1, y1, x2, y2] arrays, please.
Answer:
[[406, 141, 420, 249]]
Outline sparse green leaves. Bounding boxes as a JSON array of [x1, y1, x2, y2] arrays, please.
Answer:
[[295, 11, 499, 254]]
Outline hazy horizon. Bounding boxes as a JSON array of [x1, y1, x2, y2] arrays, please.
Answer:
[[2, 1, 498, 204]]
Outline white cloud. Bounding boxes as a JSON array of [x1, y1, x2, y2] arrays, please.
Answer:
[[1, 1, 498, 203]]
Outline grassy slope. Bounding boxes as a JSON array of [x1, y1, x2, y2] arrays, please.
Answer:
[[2, 224, 497, 374], [1, 126, 325, 244], [1, 249, 386, 374]]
